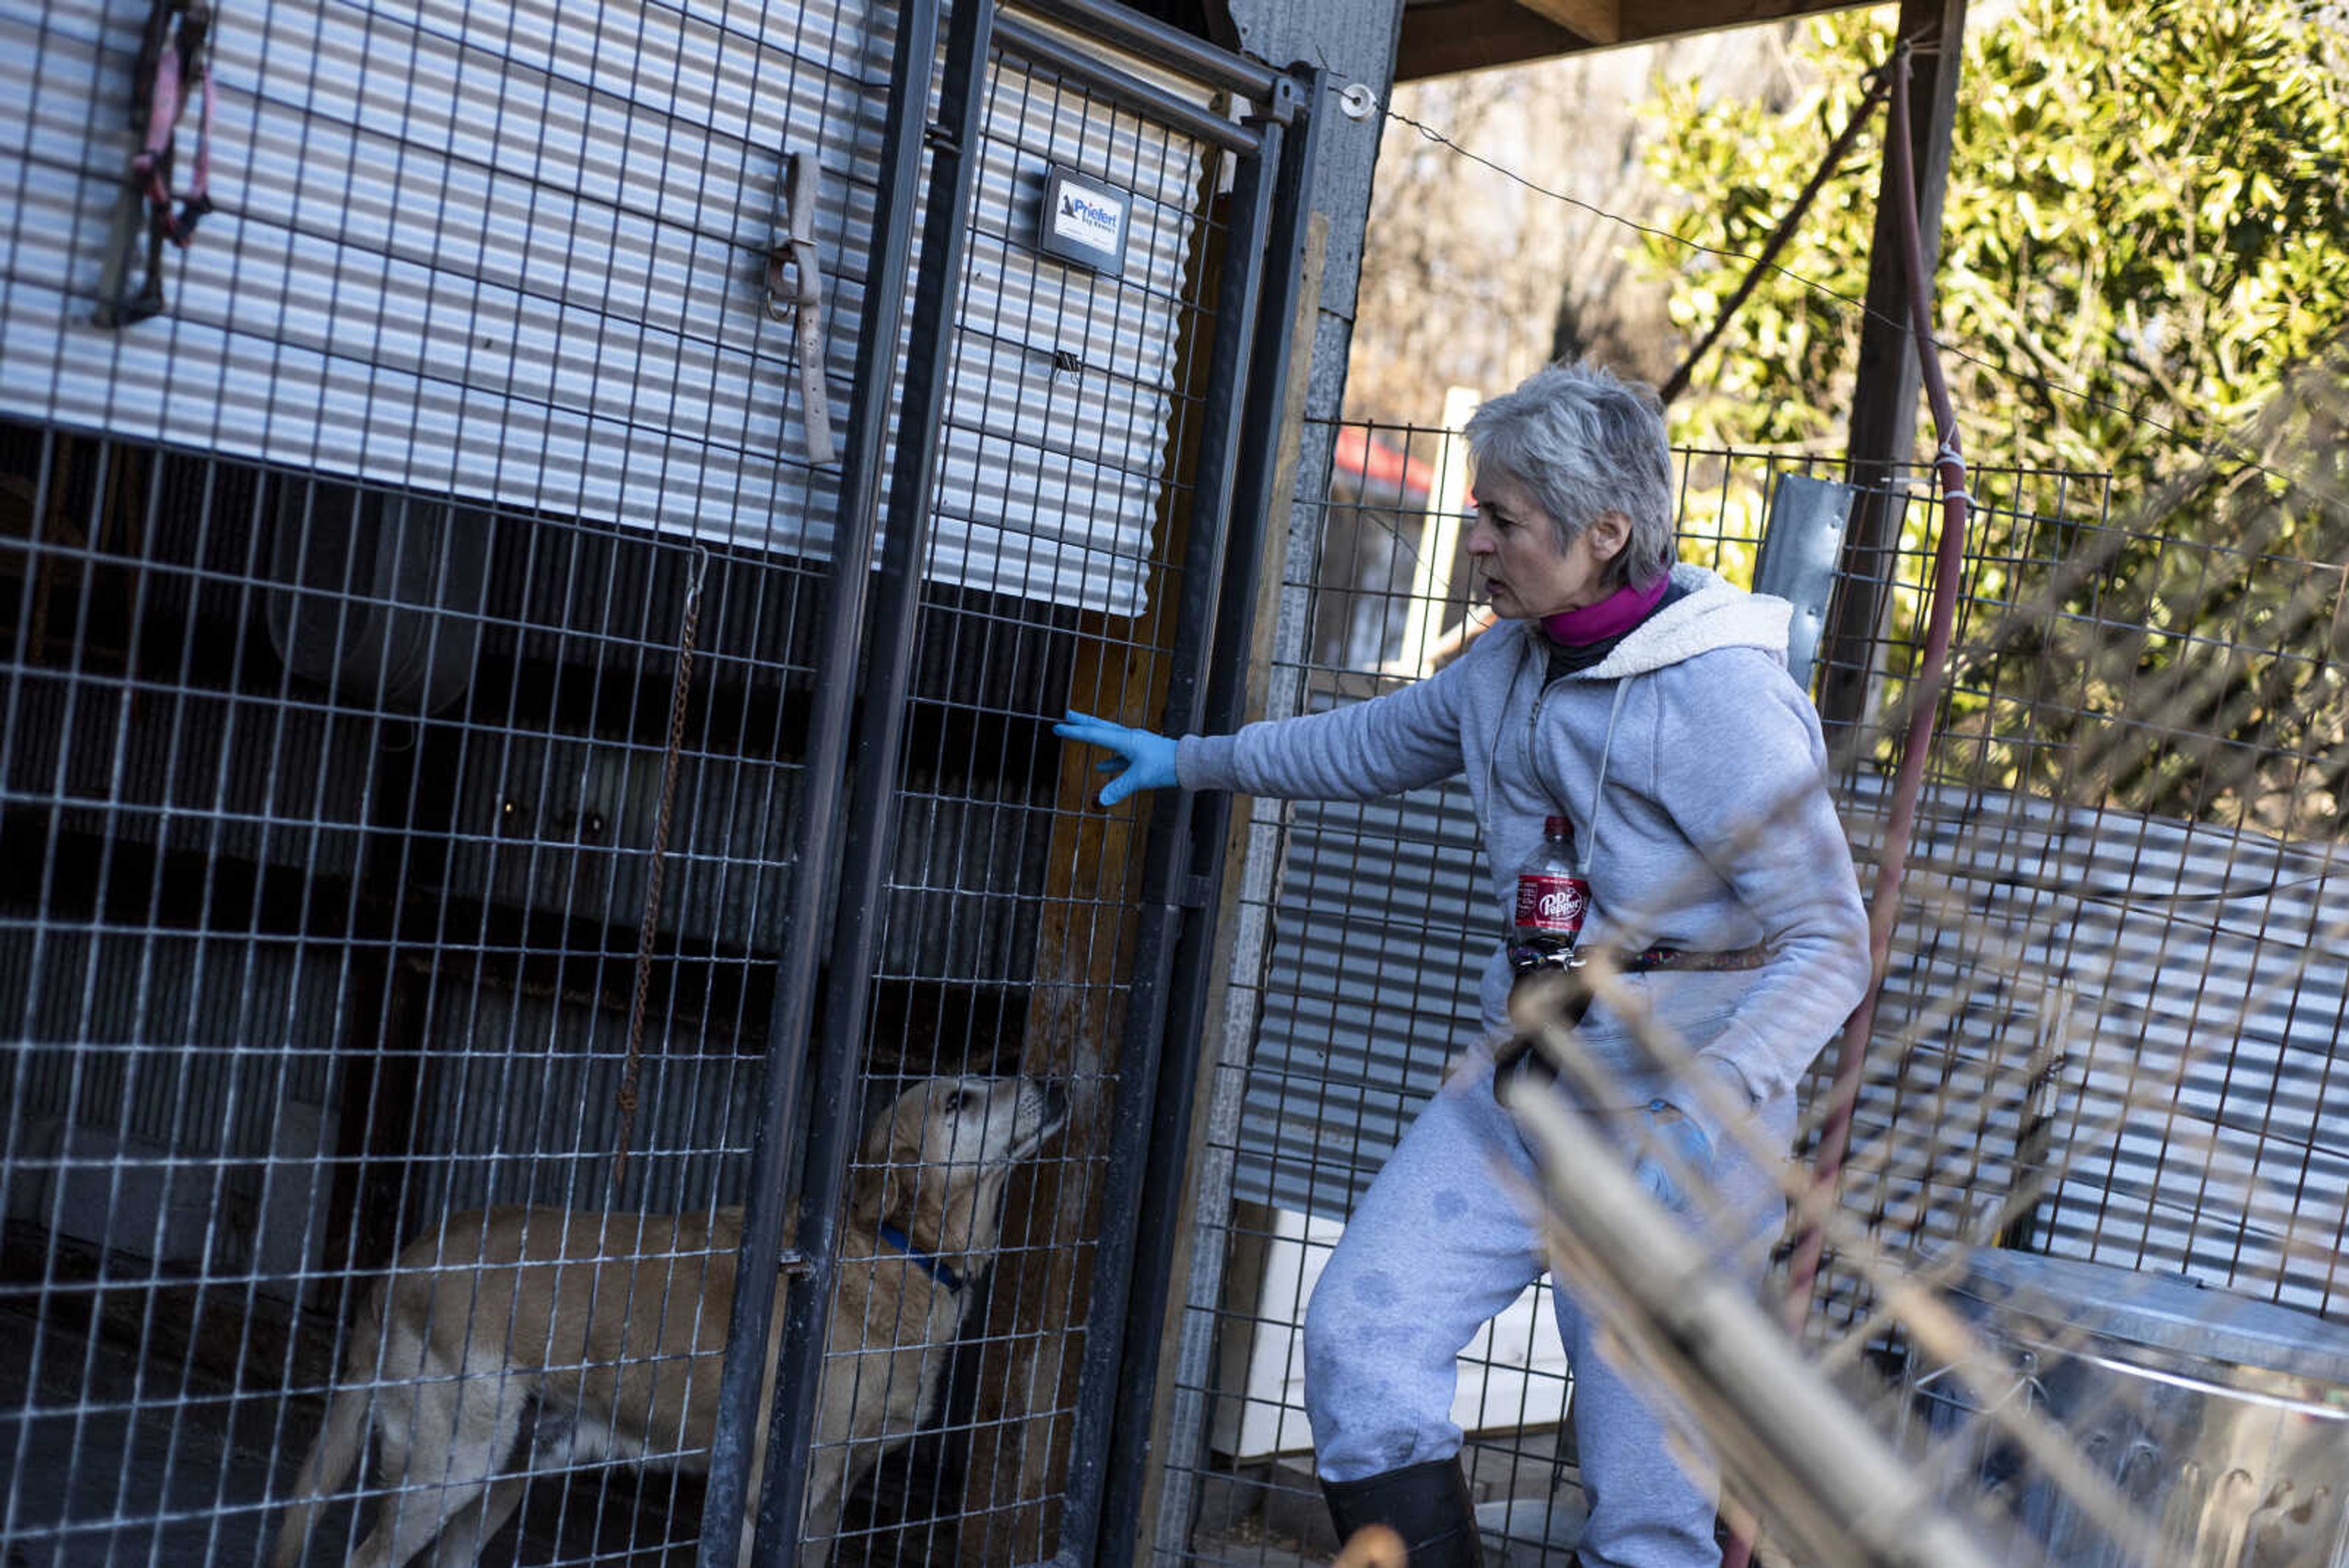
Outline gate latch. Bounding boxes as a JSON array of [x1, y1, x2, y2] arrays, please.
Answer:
[[768, 149, 836, 465]]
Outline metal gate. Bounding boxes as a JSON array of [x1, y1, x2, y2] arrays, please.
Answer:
[[0, 0, 1317, 1564]]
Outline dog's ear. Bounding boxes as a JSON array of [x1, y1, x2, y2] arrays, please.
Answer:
[[849, 1082, 934, 1227], [848, 1085, 908, 1224], [848, 1154, 888, 1226]]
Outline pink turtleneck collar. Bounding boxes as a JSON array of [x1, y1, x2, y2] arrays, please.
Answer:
[[1541, 573, 1669, 645]]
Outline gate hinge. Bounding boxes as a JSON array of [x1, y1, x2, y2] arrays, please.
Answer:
[[1176, 872, 1215, 910], [1254, 74, 1304, 125]]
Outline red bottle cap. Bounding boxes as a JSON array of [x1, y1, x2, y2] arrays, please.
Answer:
[[1544, 815, 1572, 838]]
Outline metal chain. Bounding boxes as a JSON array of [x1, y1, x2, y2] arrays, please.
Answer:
[[612, 546, 709, 1198]]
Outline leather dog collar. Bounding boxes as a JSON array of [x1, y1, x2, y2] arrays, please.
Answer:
[[878, 1221, 965, 1293], [1618, 943, 1775, 973]]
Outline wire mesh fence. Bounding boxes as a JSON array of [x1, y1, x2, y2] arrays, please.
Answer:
[[13, 0, 2348, 1559], [0, 2, 1305, 1565], [1156, 414, 1854, 1568], [0, 432, 829, 1565], [1157, 353, 2349, 1568]]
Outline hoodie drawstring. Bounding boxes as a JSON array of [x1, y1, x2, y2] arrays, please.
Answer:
[[1579, 677, 1632, 877]]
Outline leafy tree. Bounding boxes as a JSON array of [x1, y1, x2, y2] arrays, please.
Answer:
[[1638, 0, 2349, 835]]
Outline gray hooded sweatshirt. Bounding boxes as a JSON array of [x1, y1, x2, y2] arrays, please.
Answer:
[[1178, 563, 1872, 1135]]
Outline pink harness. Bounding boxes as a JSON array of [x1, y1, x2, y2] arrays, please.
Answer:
[[135, 0, 215, 247]]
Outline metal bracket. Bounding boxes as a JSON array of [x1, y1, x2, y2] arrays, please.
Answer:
[[1264, 73, 1304, 123], [1242, 72, 1306, 128], [767, 149, 837, 464], [1756, 473, 1857, 695]]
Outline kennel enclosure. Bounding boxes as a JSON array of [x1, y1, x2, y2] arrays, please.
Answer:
[[12, 0, 2349, 1563], [0, 0, 1332, 1563]]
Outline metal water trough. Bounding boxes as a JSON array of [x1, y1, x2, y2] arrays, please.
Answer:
[[1913, 1248, 2349, 1567]]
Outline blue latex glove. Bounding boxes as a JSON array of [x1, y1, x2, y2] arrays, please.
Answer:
[[1630, 1099, 1715, 1213], [1053, 710, 1179, 806]]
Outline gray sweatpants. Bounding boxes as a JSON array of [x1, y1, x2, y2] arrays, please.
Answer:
[[1302, 1045, 1793, 1568]]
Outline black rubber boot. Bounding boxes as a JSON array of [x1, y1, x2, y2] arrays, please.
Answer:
[[1322, 1457, 1486, 1568]]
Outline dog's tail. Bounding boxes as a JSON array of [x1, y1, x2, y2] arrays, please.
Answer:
[[270, 1375, 372, 1568]]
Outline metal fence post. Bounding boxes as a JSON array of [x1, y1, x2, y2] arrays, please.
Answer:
[[697, 4, 944, 1563], [749, 0, 1001, 1561], [1755, 474, 1857, 694], [1814, 0, 1969, 739]]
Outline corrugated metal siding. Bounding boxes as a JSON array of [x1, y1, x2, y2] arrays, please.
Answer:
[[0, 933, 349, 1287], [1850, 783, 2349, 1316], [3, 671, 376, 875], [2, 0, 869, 543], [928, 30, 1208, 615], [419, 726, 1054, 982], [1236, 773, 1494, 1216], [0, 1, 1212, 615], [407, 984, 761, 1219], [1239, 767, 2349, 1316], [424, 725, 804, 951], [878, 773, 1058, 983]]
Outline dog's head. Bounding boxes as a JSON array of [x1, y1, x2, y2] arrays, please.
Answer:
[[850, 1075, 1072, 1260]]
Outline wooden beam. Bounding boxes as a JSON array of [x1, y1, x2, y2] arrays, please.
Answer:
[[954, 166, 1228, 1568], [1518, 0, 1619, 43], [1125, 208, 1328, 1568], [1393, 0, 1874, 78], [1619, 0, 1876, 43], [1814, 0, 1969, 740], [1395, 0, 1584, 79]]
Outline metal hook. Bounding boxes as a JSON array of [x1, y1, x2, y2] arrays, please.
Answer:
[[768, 149, 836, 464]]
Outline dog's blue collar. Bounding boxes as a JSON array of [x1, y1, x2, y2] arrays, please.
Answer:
[[878, 1221, 964, 1293]]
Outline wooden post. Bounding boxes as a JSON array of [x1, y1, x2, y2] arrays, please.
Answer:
[[1129, 209, 1328, 1568], [948, 672, 1151, 1566], [1813, 0, 1968, 744], [954, 173, 1228, 1568]]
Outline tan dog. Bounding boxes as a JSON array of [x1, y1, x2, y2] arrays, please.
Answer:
[[271, 1074, 1070, 1568]]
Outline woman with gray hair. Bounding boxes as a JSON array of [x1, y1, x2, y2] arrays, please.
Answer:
[[1058, 362, 1869, 1568]]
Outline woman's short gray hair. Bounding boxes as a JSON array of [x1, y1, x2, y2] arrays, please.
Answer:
[[1464, 362, 1675, 589]]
